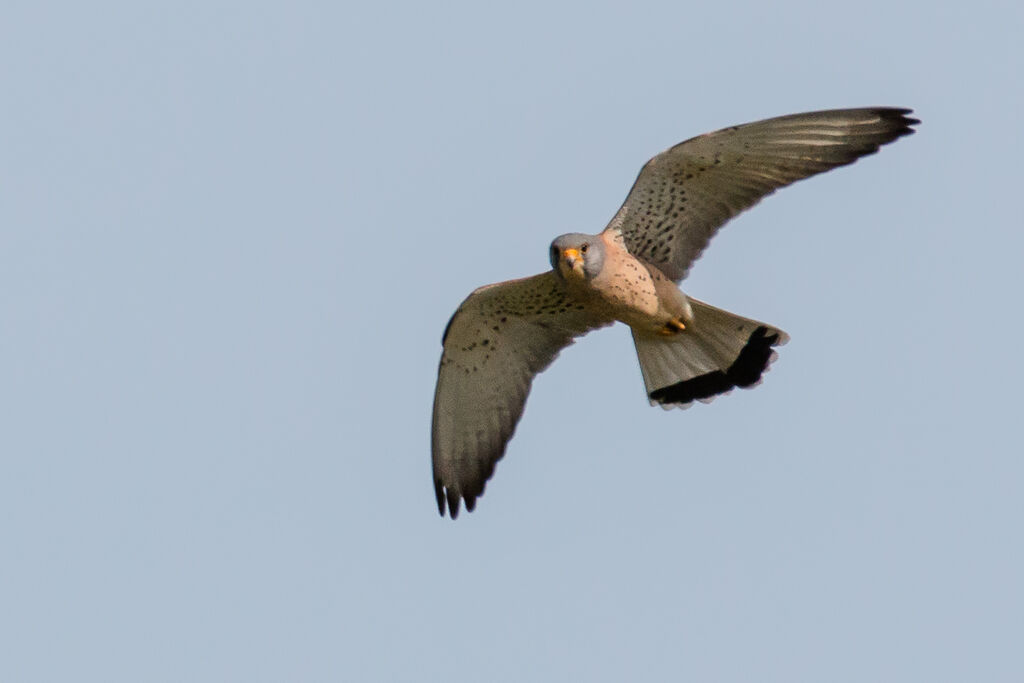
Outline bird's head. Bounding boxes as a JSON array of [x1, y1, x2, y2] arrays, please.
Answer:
[[550, 233, 604, 282]]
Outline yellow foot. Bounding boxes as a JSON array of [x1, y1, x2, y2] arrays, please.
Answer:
[[660, 319, 687, 335]]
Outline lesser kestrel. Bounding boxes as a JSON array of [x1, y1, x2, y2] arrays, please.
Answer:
[[432, 107, 918, 518]]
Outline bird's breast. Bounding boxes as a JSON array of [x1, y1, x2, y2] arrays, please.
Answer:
[[570, 254, 675, 333]]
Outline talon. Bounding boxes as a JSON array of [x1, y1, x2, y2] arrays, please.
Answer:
[[662, 318, 687, 334]]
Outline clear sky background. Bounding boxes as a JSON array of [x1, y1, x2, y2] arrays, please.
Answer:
[[2, 2, 1021, 681]]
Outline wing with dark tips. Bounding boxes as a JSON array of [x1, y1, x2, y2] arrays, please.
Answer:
[[431, 272, 610, 518], [605, 107, 919, 281]]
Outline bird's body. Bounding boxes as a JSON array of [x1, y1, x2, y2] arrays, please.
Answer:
[[432, 107, 918, 518], [554, 230, 692, 335]]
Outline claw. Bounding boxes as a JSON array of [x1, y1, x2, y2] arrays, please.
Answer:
[[660, 318, 687, 335]]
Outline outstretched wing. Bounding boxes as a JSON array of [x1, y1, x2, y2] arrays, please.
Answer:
[[432, 272, 611, 518], [604, 107, 919, 281]]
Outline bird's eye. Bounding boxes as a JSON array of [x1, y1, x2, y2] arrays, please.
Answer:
[[581, 244, 589, 253]]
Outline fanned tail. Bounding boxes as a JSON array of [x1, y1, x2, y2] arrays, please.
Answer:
[[632, 298, 789, 408]]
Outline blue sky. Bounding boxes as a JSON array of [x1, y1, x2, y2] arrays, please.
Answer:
[[2, 2, 1022, 681]]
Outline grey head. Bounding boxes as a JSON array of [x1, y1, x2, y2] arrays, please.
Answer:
[[549, 232, 605, 281]]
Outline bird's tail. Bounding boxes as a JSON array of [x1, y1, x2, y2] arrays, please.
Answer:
[[631, 298, 789, 408]]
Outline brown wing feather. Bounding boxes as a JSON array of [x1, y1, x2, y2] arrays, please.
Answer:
[[605, 107, 919, 281], [431, 272, 610, 518]]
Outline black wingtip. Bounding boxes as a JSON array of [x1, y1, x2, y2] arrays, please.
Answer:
[[649, 326, 784, 406], [882, 106, 920, 132], [433, 480, 463, 519], [445, 488, 461, 520], [434, 482, 487, 519], [434, 479, 447, 517]]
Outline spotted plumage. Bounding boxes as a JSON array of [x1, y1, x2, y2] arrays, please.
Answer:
[[432, 107, 918, 518]]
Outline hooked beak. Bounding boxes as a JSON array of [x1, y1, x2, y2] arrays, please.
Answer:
[[563, 248, 581, 269]]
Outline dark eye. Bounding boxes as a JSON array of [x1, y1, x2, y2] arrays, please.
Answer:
[[581, 243, 589, 253]]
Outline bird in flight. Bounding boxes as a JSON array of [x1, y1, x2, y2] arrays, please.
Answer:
[[432, 107, 918, 518]]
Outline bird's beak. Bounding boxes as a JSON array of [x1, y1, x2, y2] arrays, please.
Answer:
[[563, 248, 581, 269]]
